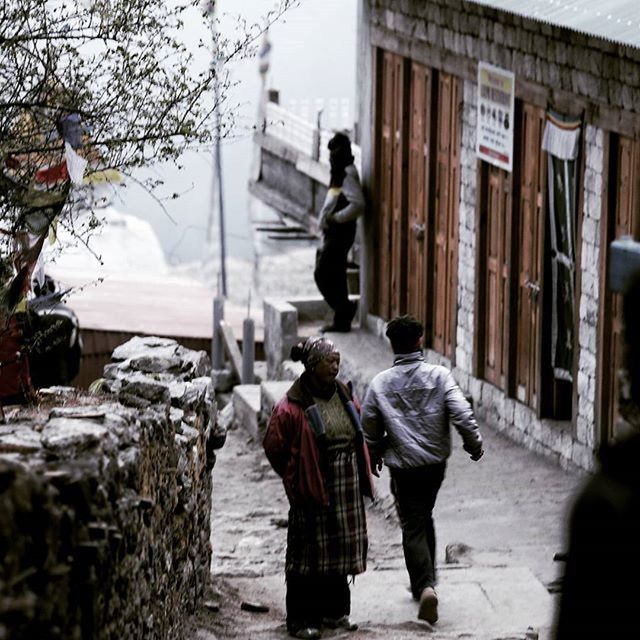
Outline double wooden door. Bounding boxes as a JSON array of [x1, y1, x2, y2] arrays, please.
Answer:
[[477, 103, 545, 406], [376, 51, 460, 360], [376, 50, 407, 320]]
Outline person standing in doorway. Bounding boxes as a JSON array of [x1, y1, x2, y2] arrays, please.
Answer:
[[263, 336, 374, 639], [314, 132, 364, 333], [361, 315, 484, 625]]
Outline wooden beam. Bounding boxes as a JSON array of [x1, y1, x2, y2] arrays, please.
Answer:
[[219, 320, 243, 380]]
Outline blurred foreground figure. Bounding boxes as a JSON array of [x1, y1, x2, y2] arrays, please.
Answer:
[[556, 270, 640, 638]]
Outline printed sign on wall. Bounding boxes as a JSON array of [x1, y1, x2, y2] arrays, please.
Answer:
[[477, 62, 515, 172]]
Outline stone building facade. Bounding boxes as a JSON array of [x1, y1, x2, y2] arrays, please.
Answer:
[[356, 0, 640, 470]]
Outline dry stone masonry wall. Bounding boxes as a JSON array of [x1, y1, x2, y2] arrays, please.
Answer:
[[0, 336, 224, 640]]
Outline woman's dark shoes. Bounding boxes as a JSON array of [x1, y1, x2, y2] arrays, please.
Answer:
[[289, 627, 321, 639], [322, 615, 358, 631]]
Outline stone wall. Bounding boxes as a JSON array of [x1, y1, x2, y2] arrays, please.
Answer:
[[368, 0, 640, 131], [0, 336, 224, 640], [574, 125, 604, 466], [455, 77, 479, 382]]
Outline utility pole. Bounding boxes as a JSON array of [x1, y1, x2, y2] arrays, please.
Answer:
[[214, 79, 227, 297], [205, 0, 227, 297]]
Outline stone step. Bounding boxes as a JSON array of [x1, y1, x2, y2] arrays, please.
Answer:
[[280, 359, 304, 381], [232, 380, 293, 439], [231, 384, 261, 439], [260, 381, 292, 425]]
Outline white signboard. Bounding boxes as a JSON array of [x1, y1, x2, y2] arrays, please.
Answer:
[[476, 62, 515, 172]]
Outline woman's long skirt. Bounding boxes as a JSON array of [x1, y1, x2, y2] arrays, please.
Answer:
[[285, 448, 367, 576]]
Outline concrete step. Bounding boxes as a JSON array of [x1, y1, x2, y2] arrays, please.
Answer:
[[231, 384, 261, 439], [260, 380, 292, 425]]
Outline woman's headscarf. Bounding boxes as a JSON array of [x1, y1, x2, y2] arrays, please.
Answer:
[[291, 336, 339, 371]]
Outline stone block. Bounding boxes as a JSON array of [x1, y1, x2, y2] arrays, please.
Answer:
[[261, 381, 293, 425], [384, 8, 395, 30], [0, 426, 43, 454], [232, 384, 261, 439], [210, 367, 238, 393], [581, 217, 597, 246], [469, 376, 482, 406], [503, 399, 516, 428], [575, 415, 589, 446], [287, 296, 331, 321], [264, 298, 299, 379], [571, 440, 595, 471]]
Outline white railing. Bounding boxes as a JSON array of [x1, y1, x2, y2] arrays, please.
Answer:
[[264, 101, 317, 157], [264, 100, 361, 175]]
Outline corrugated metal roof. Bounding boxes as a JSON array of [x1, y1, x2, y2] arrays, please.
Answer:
[[468, 0, 640, 48]]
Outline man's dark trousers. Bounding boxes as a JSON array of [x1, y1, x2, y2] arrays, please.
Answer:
[[314, 222, 356, 329], [390, 462, 447, 599]]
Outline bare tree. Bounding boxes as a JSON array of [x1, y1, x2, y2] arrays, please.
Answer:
[[0, 0, 297, 397]]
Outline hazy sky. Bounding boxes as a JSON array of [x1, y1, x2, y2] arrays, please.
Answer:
[[116, 0, 358, 264]]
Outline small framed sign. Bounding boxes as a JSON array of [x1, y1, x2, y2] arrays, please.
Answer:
[[477, 62, 515, 172]]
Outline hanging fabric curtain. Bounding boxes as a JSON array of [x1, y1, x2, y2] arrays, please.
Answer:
[[541, 111, 581, 383]]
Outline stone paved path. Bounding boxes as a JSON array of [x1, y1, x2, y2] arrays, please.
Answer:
[[193, 401, 583, 640]]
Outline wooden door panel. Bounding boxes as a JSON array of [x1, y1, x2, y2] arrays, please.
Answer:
[[432, 72, 460, 360], [515, 104, 545, 408], [482, 165, 510, 389], [376, 51, 396, 318], [391, 54, 407, 318], [407, 62, 431, 325], [375, 50, 407, 320], [602, 135, 640, 442]]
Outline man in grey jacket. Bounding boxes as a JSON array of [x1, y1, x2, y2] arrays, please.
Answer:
[[361, 315, 484, 625]]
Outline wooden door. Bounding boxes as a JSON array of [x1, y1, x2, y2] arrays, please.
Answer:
[[515, 104, 546, 409], [481, 164, 511, 389], [432, 72, 461, 360], [601, 134, 640, 443], [407, 62, 433, 329], [375, 50, 407, 319], [390, 55, 408, 318]]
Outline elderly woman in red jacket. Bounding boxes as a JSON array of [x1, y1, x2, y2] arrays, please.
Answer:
[[263, 336, 374, 640]]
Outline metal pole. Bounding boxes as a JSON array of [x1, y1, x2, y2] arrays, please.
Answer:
[[212, 294, 225, 370], [208, 2, 227, 298], [215, 89, 227, 297], [241, 318, 255, 384], [241, 289, 255, 384]]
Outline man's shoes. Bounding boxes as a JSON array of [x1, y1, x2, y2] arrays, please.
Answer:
[[322, 615, 358, 631], [418, 586, 438, 624], [320, 301, 358, 334], [289, 628, 321, 639]]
